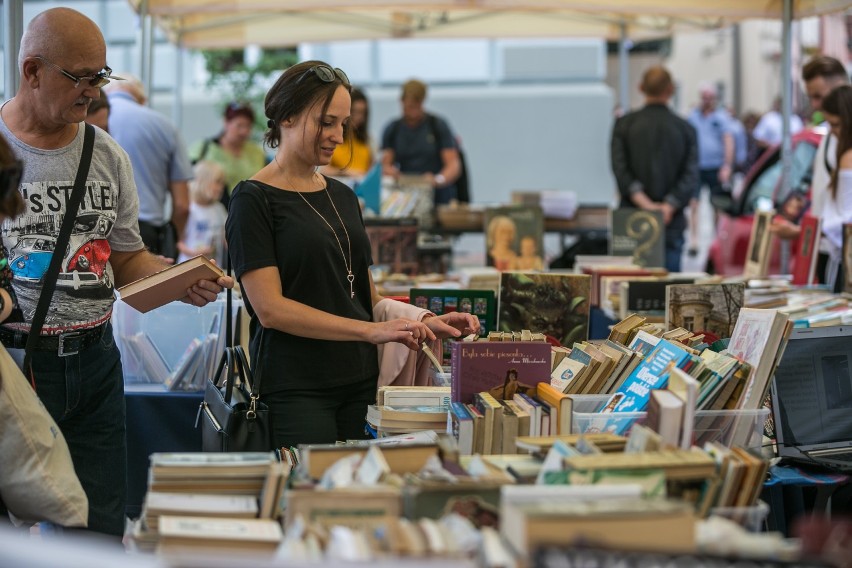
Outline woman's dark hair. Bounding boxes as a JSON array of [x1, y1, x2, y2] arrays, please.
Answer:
[[0, 134, 23, 219], [350, 87, 369, 144], [264, 60, 352, 151], [823, 84, 852, 199], [224, 101, 255, 123]]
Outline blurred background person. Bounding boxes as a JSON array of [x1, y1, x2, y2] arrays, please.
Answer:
[[177, 160, 228, 267], [686, 82, 735, 256], [382, 79, 461, 207], [752, 96, 804, 149], [323, 87, 374, 178], [189, 101, 267, 208], [611, 66, 698, 272], [105, 74, 192, 259], [84, 89, 110, 133], [820, 85, 852, 291]]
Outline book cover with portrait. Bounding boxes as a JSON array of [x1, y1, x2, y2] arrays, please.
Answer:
[[450, 340, 552, 404], [483, 205, 544, 271], [498, 272, 591, 347], [610, 208, 665, 269]]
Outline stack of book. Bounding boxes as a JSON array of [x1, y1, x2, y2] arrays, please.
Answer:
[[131, 452, 287, 552]]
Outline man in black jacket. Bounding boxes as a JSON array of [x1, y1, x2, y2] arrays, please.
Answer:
[[611, 66, 699, 272]]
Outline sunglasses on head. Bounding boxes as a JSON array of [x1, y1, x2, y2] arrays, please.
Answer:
[[35, 56, 119, 89], [296, 65, 350, 86]]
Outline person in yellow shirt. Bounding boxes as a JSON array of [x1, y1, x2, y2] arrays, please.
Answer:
[[325, 88, 374, 177]]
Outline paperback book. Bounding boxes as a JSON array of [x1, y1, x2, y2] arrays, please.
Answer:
[[450, 340, 552, 404]]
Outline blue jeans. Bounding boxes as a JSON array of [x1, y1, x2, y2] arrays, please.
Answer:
[[665, 233, 685, 273], [27, 323, 127, 537]]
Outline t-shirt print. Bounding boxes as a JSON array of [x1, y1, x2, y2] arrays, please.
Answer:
[[2, 179, 118, 333]]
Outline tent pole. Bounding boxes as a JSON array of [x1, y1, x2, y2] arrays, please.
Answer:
[[779, 0, 794, 274], [3, 0, 23, 100], [780, 0, 793, 198], [173, 36, 183, 130], [618, 21, 629, 113]]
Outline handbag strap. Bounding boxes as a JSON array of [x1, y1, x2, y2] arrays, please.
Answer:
[[23, 123, 96, 380]]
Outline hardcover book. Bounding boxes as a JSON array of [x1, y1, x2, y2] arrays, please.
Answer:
[[665, 282, 744, 343], [451, 340, 552, 404], [606, 339, 692, 416], [410, 288, 495, 338], [621, 278, 697, 320], [118, 255, 224, 314], [484, 205, 544, 271], [790, 215, 822, 286], [743, 209, 775, 279], [498, 272, 591, 346], [610, 208, 666, 268]]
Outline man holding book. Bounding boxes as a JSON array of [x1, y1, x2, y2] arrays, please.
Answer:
[[611, 66, 699, 272], [0, 8, 232, 539]]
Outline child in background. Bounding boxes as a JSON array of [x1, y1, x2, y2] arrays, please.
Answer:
[[178, 161, 228, 266]]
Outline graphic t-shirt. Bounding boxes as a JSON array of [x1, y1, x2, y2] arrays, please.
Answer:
[[0, 117, 144, 334]]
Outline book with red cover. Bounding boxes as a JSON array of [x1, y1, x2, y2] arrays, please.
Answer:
[[790, 215, 822, 286], [450, 340, 552, 405], [118, 255, 224, 313]]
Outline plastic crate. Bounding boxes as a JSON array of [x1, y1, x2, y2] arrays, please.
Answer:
[[570, 394, 770, 449], [112, 296, 238, 388]]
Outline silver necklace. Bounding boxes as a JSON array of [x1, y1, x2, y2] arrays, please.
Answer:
[[295, 177, 355, 299]]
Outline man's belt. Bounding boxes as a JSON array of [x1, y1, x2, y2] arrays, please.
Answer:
[[0, 324, 107, 357]]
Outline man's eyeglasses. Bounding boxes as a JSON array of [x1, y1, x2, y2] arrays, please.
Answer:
[[35, 56, 119, 89], [297, 65, 350, 87], [0, 160, 23, 201]]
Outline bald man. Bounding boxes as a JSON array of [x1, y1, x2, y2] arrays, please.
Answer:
[[611, 66, 698, 271], [0, 8, 232, 537], [104, 74, 192, 259]]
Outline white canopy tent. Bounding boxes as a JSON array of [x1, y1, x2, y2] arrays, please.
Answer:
[[3, 1, 850, 194]]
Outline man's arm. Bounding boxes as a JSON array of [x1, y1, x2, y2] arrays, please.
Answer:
[[111, 249, 232, 306], [719, 132, 735, 184], [381, 148, 400, 179], [169, 180, 189, 240], [432, 147, 460, 188], [610, 117, 652, 207], [667, 126, 700, 213]]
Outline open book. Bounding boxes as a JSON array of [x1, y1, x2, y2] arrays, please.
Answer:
[[117, 255, 224, 313]]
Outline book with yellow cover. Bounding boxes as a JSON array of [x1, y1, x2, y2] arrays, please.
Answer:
[[118, 255, 224, 313]]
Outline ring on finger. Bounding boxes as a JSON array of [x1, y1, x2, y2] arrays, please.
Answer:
[[404, 322, 409, 331]]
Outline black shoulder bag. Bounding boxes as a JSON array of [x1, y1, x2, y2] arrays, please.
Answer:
[[22, 124, 95, 383], [196, 254, 272, 452]]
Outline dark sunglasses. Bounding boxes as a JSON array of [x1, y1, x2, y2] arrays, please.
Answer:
[[0, 160, 23, 200], [297, 65, 350, 86], [35, 56, 119, 89]]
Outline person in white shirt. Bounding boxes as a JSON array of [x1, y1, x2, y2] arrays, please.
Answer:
[[820, 85, 852, 291], [177, 161, 228, 267], [752, 96, 804, 148]]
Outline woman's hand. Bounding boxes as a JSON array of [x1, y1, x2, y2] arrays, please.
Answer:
[[424, 312, 481, 339], [369, 318, 436, 351]]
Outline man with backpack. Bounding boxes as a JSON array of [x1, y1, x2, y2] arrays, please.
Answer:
[[381, 79, 463, 206]]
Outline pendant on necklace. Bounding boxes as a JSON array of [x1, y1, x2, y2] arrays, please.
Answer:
[[347, 272, 355, 299]]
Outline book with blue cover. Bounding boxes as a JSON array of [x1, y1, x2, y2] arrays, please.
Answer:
[[585, 339, 694, 435]]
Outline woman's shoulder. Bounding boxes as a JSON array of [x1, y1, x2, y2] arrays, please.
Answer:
[[839, 149, 852, 171]]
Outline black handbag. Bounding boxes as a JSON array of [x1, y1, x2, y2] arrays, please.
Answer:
[[195, 256, 271, 452]]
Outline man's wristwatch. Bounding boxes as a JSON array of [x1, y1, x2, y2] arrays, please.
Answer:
[[434, 173, 447, 187]]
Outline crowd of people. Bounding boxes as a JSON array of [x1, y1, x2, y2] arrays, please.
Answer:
[[0, 3, 849, 546], [0, 6, 478, 540], [611, 56, 851, 287]]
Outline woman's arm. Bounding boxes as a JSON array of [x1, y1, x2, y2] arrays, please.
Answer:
[[241, 266, 433, 350]]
